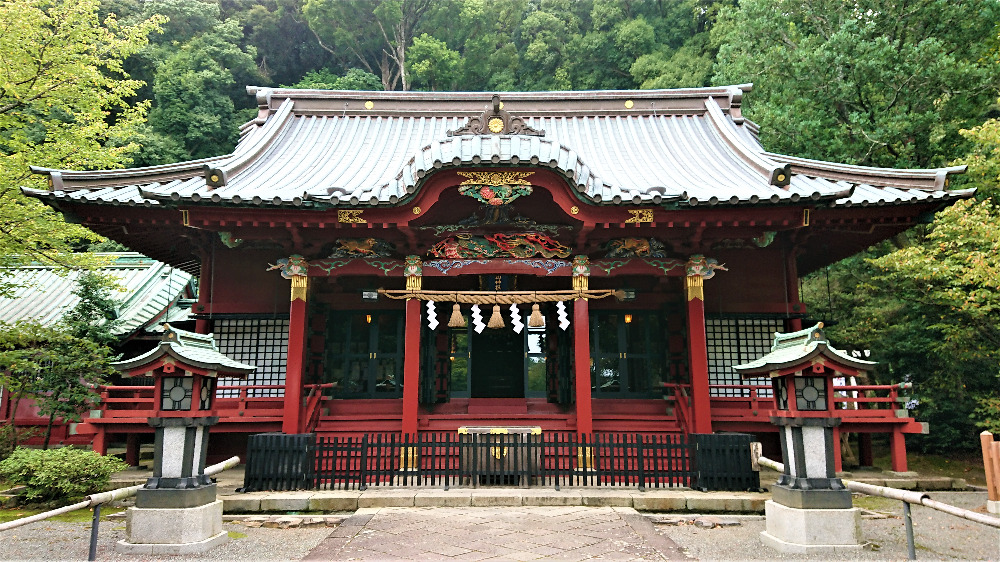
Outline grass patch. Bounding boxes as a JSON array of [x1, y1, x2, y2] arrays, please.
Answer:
[[228, 531, 247, 539], [852, 495, 900, 513], [0, 506, 125, 524], [841, 438, 987, 486]]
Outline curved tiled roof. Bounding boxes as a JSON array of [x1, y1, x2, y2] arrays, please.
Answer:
[[0, 253, 194, 338], [112, 325, 255, 375], [24, 85, 970, 210], [732, 325, 876, 376]]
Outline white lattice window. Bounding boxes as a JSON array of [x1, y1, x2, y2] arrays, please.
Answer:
[[705, 316, 784, 397], [214, 318, 289, 397]]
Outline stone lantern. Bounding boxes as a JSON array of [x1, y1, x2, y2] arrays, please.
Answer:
[[734, 323, 874, 554], [112, 325, 255, 555]]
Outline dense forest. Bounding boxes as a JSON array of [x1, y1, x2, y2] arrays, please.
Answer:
[[2, 0, 999, 452]]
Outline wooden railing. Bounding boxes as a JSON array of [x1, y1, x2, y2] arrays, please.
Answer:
[[982, 431, 1000, 504], [91, 383, 286, 421], [662, 383, 693, 434], [82, 381, 917, 431], [302, 383, 337, 432], [708, 382, 914, 423]]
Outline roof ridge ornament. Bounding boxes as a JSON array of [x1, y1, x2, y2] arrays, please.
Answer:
[[448, 94, 545, 137]]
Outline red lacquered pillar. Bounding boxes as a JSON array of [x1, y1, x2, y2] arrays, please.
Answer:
[[283, 275, 308, 434], [402, 297, 421, 437], [685, 274, 713, 434], [574, 298, 593, 436]]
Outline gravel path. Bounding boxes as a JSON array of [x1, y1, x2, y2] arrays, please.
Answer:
[[0, 492, 996, 561], [662, 492, 998, 561], [0, 520, 332, 562]]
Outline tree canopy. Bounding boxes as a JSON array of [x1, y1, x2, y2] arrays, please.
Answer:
[[0, 0, 163, 276]]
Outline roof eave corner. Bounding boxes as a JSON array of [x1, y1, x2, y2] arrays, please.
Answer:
[[937, 165, 968, 191]]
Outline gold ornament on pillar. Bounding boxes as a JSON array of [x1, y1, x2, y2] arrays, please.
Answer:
[[684, 275, 704, 302], [572, 255, 590, 291], [404, 255, 423, 292]]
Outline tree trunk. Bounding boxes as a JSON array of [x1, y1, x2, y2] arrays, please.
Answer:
[[42, 415, 54, 450], [7, 393, 23, 448]]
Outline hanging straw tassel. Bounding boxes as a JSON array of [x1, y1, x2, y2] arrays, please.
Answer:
[[448, 303, 466, 328], [528, 304, 545, 327], [487, 304, 505, 329]]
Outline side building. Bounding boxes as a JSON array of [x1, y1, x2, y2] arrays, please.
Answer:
[[0, 253, 195, 448]]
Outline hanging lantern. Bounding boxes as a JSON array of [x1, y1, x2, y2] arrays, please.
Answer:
[[448, 303, 466, 328]]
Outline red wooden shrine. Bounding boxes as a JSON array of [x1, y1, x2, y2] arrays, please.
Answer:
[[21, 87, 965, 472]]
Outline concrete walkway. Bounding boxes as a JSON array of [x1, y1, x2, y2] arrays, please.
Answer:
[[303, 506, 688, 561]]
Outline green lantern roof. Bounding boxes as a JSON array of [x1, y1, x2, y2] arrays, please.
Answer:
[[732, 323, 875, 377], [112, 324, 256, 377]]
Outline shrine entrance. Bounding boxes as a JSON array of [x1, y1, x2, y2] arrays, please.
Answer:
[[470, 329, 524, 398]]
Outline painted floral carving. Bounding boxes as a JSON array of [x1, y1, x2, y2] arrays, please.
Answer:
[[267, 254, 309, 279], [458, 183, 533, 206], [457, 171, 534, 205], [404, 255, 423, 278], [686, 255, 728, 279], [428, 233, 570, 259]]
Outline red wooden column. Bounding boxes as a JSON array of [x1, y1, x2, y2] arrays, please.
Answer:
[[402, 297, 421, 436], [685, 271, 713, 434], [571, 256, 594, 437], [890, 427, 909, 472], [573, 298, 593, 435], [401, 256, 423, 439], [283, 273, 309, 434]]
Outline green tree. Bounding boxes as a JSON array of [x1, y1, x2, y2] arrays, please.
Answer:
[[286, 68, 384, 90], [302, 0, 434, 91], [712, 0, 1000, 168], [0, 0, 163, 275], [407, 34, 462, 91], [62, 272, 122, 347], [0, 321, 116, 450], [147, 17, 262, 160]]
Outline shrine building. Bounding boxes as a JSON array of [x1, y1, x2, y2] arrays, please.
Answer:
[[24, 85, 967, 471]]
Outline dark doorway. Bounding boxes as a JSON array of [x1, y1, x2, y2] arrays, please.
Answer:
[[470, 329, 524, 398]]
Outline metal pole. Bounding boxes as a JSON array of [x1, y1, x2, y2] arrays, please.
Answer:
[[88, 503, 101, 562], [903, 500, 916, 560]]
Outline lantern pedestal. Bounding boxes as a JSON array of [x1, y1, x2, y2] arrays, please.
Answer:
[[109, 326, 256, 556], [118, 416, 227, 554], [733, 324, 870, 554], [761, 501, 861, 554]]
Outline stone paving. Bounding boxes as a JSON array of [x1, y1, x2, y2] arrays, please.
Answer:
[[303, 506, 687, 561]]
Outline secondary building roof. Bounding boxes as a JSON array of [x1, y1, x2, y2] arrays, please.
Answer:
[[25, 85, 971, 211], [0, 253, 195, 339]]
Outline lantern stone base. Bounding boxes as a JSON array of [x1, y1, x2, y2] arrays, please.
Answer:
[[136, 483, 217, 508], [771, 483, 852, 509], [988, 500, 998, 515], [117, 500, 227, 555], [760, 500, 861, 554]]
